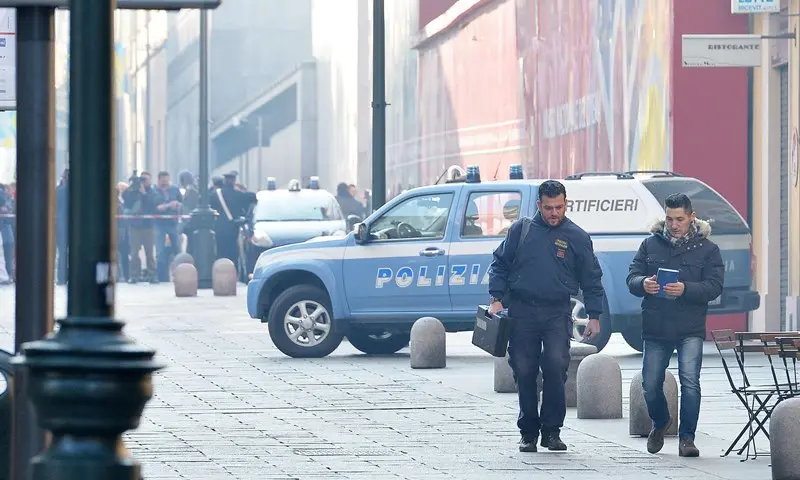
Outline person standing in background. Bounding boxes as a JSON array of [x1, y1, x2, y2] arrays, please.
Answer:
[[116, 181, 130, 282], [55, 169, 69, 285]]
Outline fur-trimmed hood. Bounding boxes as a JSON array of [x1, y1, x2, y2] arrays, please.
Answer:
[[649, 218, 712, 238]]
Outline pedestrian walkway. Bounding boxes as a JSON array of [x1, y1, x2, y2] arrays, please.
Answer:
[[0, 284, 777, 479]]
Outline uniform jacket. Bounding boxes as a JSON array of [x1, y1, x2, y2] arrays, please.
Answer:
[[488, 212, 605, 318], [626, 218, 724, 342]]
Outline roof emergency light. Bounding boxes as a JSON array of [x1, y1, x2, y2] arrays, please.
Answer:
[[509, 164, 524, 180], [309, 176, 320, 189], [465, 165, 481, 183], [288, 179, 302, 191], [266, 177, 277, 190]]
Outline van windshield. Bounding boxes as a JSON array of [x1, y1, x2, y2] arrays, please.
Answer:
[[253, 191, 344, 222], [640, 178, 749, 235]]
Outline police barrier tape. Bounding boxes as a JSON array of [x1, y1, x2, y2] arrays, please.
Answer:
[[0, 213, 192, 219]]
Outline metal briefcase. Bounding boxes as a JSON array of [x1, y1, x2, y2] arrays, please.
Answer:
[[472, 305, 513, 357]]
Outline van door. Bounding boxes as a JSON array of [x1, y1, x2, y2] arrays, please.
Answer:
[[448, 185, 532, 314], [342, 189, 459, 318], [639, 177, 759, 315]]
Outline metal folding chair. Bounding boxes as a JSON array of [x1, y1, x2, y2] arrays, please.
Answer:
[[760, 334, 800, 402], [710, 329, 778, 461]]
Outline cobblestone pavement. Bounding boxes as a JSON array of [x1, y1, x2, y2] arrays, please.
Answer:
[[0, 284, 778, 479]]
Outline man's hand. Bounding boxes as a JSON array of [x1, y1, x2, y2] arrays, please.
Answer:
[[643, 275, 660, 295], [156, 204, 168, 211], [489, 301, 504, 315], [663, 282, 685, 297], [583, 318, 600, 341]]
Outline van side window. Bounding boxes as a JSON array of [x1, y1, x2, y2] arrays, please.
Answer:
[[462, 191, 522, 238], [369, 193, 454, 241], [641, 179, 749, 234]]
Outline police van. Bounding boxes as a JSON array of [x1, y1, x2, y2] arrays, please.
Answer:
[[240, 176, 349, 282], [246, 166, 760, 358]]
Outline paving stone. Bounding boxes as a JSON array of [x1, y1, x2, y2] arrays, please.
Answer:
[[0, 285, 777, 480]]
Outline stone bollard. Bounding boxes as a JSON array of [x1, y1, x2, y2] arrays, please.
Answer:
[[173, 263, 198, 297], [172, 252, 194, 268], [770, 397, 800, 480], [566, 341, 598, 408], [410, 317, 446, 369], [576, 353, 623, 419], [494, 352, 517, 393], [629, 370, 678, 437], [212, 258, 237, 296], [170, 252, 194, 280]]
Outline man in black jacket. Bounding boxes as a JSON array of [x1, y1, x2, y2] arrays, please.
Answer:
[[626, 193, 724, 458], [488, 180, 604, 453]]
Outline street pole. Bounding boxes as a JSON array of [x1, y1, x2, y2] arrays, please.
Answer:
[[13, 0, 162, 478], [371, 0, 386, 210], [257, 116, 263, 189], [189, 8, 216, 288], [12, 7, 55, 480]]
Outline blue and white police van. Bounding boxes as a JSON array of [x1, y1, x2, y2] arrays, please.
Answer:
[[241, 177, 349, 281], [246, 166, 760, 358]]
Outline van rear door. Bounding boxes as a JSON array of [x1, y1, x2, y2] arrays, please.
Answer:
[[639, 177, 758, 313]]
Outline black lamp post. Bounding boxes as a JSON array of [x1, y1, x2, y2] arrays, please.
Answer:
[[189, 8, 217, 288], [12, 0, 162, 478]]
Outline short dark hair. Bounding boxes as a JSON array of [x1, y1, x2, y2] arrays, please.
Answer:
[[140, 171, 151, 178], [664, 193, 693, 213], [158, 171, 170, 179], [538, 180, 567, 200]]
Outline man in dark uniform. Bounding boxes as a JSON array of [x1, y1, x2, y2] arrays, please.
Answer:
[[209, 171, 256, 263], [488, 180, 604, 453]]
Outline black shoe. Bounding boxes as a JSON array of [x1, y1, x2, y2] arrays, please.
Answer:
[[647, 418, 670, 454], [678, 438, 700, 457], [518, 435, 537, 452], [540, 432, 567, 451]]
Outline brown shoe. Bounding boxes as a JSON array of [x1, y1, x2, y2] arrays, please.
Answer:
[[679, 438, 700, 457]]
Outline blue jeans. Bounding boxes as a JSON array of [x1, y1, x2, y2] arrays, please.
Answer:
[[642, 336, 704, 441], [156, 223, 180, 282]]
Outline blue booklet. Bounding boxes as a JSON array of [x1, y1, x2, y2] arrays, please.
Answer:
[[656, 268, 679, 299]]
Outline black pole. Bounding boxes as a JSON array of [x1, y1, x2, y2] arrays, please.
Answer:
[[371, 0, 386, 210], [189, 8, 216, 288], [12, 7, 55, 480], [13, 1, 162, 478]]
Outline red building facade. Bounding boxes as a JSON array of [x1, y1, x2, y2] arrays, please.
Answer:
[[405, 0, 750, 333]]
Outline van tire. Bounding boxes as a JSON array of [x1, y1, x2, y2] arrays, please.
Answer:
[[571, 294, 612, 351], [347, 329, 410, 355], [621, 325, 644, 352], [267, 284, 343, 358]]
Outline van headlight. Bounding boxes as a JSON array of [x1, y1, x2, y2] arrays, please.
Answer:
[[251, 230, 273, 248]]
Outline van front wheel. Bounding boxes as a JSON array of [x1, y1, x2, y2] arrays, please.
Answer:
[[267, 284, 343, 358]]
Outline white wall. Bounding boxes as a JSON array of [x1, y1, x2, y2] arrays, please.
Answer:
[[212, 121, 303, 191], [310, 0, 419, 195], [311, 0, 365, 191]]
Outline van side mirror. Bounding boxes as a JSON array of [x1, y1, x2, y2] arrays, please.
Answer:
[[354, 222, 369, 244]]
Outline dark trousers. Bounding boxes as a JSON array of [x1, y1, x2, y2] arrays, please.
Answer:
[[507, 300, 571, 437], [117, 225, 130, 281], [56, 226, 68, 284], [215, 225, 239, 264]]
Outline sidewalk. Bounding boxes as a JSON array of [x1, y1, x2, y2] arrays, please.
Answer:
[[0, 284, 776, 479]]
